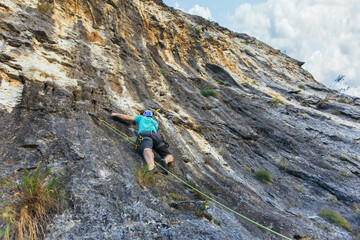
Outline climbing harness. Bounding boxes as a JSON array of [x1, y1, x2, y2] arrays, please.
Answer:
[[88, 112, 293, 240]]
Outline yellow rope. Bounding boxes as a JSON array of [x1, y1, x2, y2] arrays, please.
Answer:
[[88, 113, 293, 240]]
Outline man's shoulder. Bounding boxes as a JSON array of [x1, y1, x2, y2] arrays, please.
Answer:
[[134, 116, 143, 123]]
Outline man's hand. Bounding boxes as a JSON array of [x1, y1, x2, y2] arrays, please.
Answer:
[[111, 113, 135, 123]]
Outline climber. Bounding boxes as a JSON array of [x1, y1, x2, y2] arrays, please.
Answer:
[[111, 110, 173, 173]]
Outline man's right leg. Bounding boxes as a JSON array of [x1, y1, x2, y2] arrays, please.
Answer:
[[142, 148, 156, 170]]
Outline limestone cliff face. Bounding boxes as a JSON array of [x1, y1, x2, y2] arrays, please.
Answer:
[[1, 0, 360, 239]]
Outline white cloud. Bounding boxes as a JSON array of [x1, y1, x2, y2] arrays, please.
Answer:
[[228, 0, 360, 97], [188, 4, 213, 20]]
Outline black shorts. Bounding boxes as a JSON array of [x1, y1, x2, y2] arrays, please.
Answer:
[[138, 131, 171, 158]]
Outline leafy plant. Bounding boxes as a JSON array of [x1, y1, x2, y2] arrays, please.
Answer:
[[200, 89, 219, 98], [254, 169, 272, 184], [0, 163, 66, 240], [318, 209, 351, 231], [195, 28, 201, 35]]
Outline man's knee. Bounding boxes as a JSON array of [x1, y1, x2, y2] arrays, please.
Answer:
[[142, 148, 153, 154]]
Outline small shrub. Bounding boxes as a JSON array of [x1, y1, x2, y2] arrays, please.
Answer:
[[298, 84, 306, 90], [214, 219, 221, 226], [36, 1, 53, 13], [195, 28, 201, 35], [254, 169, 272, 184], [134, 165, 157, 189], [326, 194, 338, 202], [276, 157, 288, 169], [331, 110, 341, 116], [194, 208, 213, 221], [190, 189, 210, 201], [339, 170, 353, 178], [0, 163, 66, 239], [251, 80, 259, 86], [338, 155, 348, 161], [318, 209, 351, 231], [271, 96, 283, 107], [338, 99, 347, 104], [243, 166, 252, 174], [159, 68, 167, 76], [168, 193, 189, 202], [200, 89, 219, 98]]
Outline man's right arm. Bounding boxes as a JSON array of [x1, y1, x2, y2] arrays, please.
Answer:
[[111, 113, 135, 123]]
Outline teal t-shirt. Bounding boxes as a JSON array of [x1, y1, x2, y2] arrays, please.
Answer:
[[134, 116, 158, 135]]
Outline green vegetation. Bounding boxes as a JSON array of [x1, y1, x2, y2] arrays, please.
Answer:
[[276, 157, 288, 169], [36, 0, 53, 13], [315, 222, 333, 232], [339, 170, 354, 178], [243, 166, 253, 174], [293, 184, 307, 194], [195, 28, 202, 35], [189, 189, 211, 201], [254, 169, 272, 184], [298, 84, 306, 90], [134, 165, 158, 189], [0, 163, 66, 239], [194, 208, 213, 221], [159, 68, 167, 76], [318, 209, 351, 231], [326, 194, 338, 202], [200, 89, 219, 98], [168, 193, 189, 202], [331, 110, 341, 116], [214, 219, 221, 226], [338, 155, 348, 161], [251, 80, 259, 86], [338, 99, 347, 104], [271, 96, 283, 107]]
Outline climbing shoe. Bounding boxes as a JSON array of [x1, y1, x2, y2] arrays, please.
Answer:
[[146, 166, 160, 175], [156, 158, 168, 169]]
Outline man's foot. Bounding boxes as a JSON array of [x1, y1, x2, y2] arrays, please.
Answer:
[[155, 158, 168, 174]]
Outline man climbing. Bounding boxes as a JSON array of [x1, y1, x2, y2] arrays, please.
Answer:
[[111, 110, 173, 173]]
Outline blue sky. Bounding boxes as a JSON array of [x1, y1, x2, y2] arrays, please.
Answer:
[[163, 0, 360, 97]]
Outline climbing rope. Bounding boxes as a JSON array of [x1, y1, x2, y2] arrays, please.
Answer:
[[88, 113, 293, 240]]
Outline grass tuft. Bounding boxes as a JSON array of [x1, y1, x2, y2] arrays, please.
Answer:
[[134, 165, 157, 189], [338, 99, 347, 104], [254, 169, 272, 184], [36, 0, 53, 14], [331, 110, 341, 116], [298, 84, 306, 90], [0, 162, 66, 239], [200, 89, 219, 98], [271, 96, 283, 107], [318, 209, 351, 231]]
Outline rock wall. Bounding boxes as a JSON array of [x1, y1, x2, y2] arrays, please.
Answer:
[[1, 0, 359, 239]]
